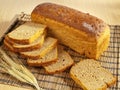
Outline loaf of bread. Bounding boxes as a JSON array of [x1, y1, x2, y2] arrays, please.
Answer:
[[31, 3, 110, 59], [70, 59, 116, 90], [8, 22, 46, 44]]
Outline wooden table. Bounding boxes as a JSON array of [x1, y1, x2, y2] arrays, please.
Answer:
[[0, 0, 120, 90]]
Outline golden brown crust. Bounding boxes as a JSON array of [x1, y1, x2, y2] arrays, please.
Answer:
[[27, 59, 58, 67], [3, 44, 14, 52], [20, 53, 41, 60], [4, 36, 43, 52], [5, 35, 15, 45], [107, 76, 117, 87], [3, 40, 16, 52], [7, 35, 30, 45], [13, 44, 41, 52], [44, 62, 74, 74], [31, 3, 106, 37]]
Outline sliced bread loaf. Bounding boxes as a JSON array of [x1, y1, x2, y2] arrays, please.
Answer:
[[4, 34, 45, 52], [20, 37, 57, 59], [70, 59, 116, 90], [43, 48, 74, 74], [27, 47, 58, 66], [7, 22, 46, 44]]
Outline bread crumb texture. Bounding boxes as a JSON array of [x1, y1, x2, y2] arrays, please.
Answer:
[[70, 59, 116, 90]]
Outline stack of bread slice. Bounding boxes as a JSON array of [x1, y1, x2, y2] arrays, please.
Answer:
[[3, 22, 74, 74]]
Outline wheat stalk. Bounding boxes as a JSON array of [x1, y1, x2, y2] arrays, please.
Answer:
[[0, 48, 43, 90]]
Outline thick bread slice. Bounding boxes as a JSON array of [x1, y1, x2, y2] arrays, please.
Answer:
[[43, 48, 74, 74], [7, 22, 46, 44], [4, 34, 45, 52], [27, 47, 58, 66], [20, 37, 57, 59], [70, 59, 116, 90]]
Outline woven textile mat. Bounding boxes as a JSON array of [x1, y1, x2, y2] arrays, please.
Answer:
[[0, 14, 119, 90]]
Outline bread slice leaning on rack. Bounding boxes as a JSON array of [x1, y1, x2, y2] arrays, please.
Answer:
[[70, 59, 116, 90], [7, 22, 47, 44]]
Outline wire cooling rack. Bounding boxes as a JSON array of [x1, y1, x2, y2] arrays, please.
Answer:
[[0, 13, 119, 90]]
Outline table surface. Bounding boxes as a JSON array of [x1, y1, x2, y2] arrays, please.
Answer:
[[0, 0, 120, 90]]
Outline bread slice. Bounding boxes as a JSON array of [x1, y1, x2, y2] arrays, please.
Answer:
[[70, 59, 116, 90], [4, 36, 15, 46], [27, 47, 58, 66], [3, 39, 15, 52], [20, 37, 57, 59], [7, 22, 46, 44], [43, 48, 74, 74], [4, 34, 45, 52]]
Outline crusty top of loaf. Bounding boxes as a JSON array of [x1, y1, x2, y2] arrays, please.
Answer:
[[32, 3, 107, 37]]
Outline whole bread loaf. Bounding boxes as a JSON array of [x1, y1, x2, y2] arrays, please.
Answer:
[[31, 3, 110, 59]]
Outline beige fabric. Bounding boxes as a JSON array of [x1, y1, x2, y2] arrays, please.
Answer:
[[0, 0, 120, 90], [0, 84, 32, 90]]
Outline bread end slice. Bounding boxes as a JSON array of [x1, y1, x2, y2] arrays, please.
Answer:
[[70, 59, 116, 90]]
